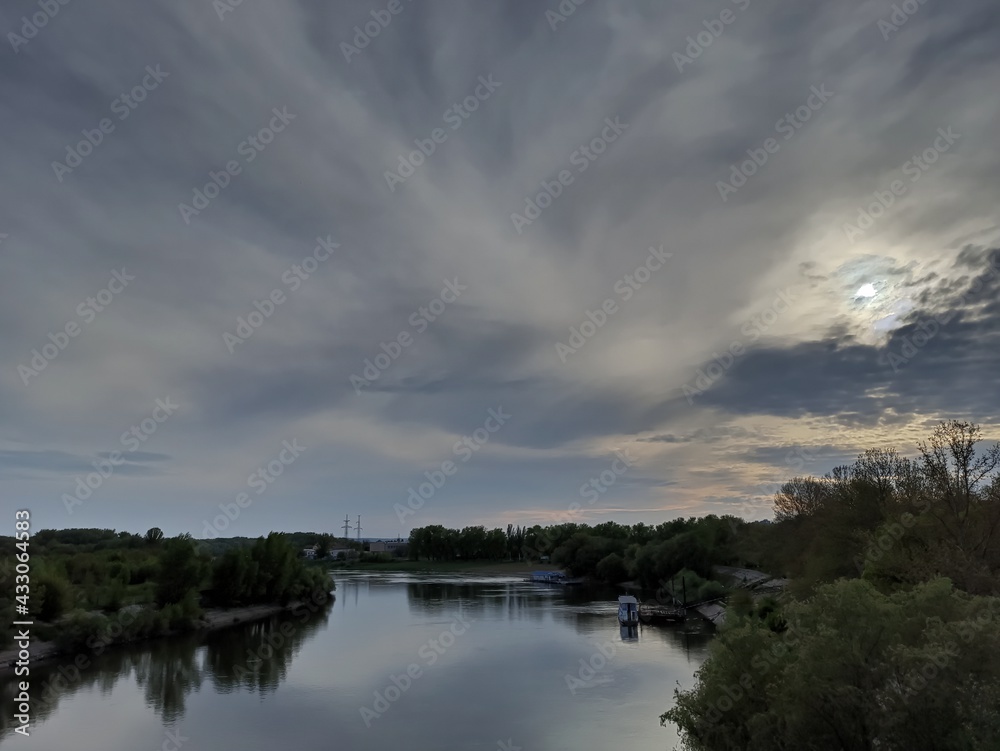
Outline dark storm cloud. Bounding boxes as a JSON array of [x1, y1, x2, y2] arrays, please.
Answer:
[[745, 445, 858, 468], [1, 0, 999, 534], [695, 247, 1000, 424]]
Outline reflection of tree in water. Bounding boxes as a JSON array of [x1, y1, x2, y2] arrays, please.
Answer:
[[133, 634, 204, 724], [1, 647, 142, 736], [0, 600, 333, 738], [203, 604, 331, 696], [406, 581, 546, 623]]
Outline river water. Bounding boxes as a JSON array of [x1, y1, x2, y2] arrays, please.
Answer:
[[2, 572, 713, 750]]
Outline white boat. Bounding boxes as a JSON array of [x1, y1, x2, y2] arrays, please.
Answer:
[[618, 595, 639, 625]]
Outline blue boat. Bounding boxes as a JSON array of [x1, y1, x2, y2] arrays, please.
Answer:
[[530, 571, 567, 583]]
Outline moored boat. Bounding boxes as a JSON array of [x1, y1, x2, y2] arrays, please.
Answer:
[[530, 570, 566, 584], [618, 594, 639, 625], [638, 601, 686, 624]]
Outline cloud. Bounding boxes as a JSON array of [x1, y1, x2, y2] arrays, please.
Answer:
[[1, 0, 999, 534]]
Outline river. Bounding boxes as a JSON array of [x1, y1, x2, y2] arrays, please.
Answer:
[[1, 572, 713, 750]]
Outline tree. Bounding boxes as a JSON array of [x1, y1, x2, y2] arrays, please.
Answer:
[[853, 447, 906, 517], [314, 533, 333, 560], [772, 477, 828, 521], [36, 569, 72, 621], [596, 553, 629, 583], [210, 548, 250, 606], [145, 527, 164, 545], [155, 537, 204, 606], [919, 420, 1000, 557], [663, 578, 1000, 750]]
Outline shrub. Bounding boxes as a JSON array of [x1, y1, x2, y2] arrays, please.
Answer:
[[36, 571, 72, 622], [55, 611, 110, 652], [596, 552, 630, 583]]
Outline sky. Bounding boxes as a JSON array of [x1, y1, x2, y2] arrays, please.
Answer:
[[1, 0, 999, 540]]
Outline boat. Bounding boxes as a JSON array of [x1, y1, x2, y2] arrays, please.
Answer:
[[530, 570, 567, 584], [618, 594, 639, 625], [528, 571, 586, 586], [638, 601, 686, 624]]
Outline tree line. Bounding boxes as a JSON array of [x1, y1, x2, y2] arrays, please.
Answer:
[[663, 420, 1000, 750], [406, 516, 740, 602], [0, 530, 333, 652]]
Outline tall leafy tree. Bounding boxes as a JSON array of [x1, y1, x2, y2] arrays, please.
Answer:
[[155, 536, 204, 606]]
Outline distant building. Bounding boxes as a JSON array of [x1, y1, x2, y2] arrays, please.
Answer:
[[369, 540, 408, 555], [302, 547, 317, 559], [329, 547, 358, 560]]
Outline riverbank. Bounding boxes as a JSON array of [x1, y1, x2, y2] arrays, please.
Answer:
[[332, 560, 539, 575], [0, 599, 329, 675]]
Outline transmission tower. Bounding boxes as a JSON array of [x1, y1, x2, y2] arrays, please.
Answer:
[[342, 515, 352, 538], [355, 515, 362, 541]]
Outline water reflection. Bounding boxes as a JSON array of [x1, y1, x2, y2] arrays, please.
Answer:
[[133, 635, 204, 724], [203, 606, 329, 696], [4, 575, 715, 751], [0, 597, 332, 737]]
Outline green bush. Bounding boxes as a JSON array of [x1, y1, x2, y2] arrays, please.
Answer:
[[663, 578, 1000, 751], [54, 611, 110, 652], [36, 571, 72, 621], [596, 552, 630, 583]]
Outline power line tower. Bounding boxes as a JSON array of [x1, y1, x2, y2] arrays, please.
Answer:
[[355, 515, 362, 541], [342, 515, 352, 539]]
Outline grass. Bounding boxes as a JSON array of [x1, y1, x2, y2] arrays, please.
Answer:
[[330, 559, 541, 575]]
